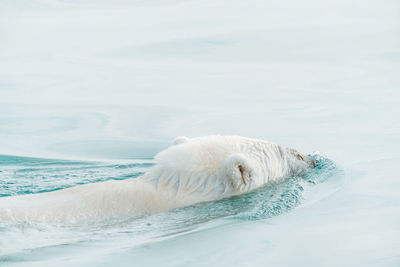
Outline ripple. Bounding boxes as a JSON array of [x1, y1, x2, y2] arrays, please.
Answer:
[[0, 154, 343, 258]]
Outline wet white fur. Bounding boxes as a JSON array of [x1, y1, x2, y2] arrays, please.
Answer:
[[0, 136, 314, 224]]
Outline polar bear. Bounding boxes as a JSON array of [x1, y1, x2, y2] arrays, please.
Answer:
[[0, 136, 316, 224]]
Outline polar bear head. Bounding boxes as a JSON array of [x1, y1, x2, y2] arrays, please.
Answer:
[[144, 136, 315, 201]]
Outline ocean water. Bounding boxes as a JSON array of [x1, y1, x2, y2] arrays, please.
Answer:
[[1, 0, 400, 266]]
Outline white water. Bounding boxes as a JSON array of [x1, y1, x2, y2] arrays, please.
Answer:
[[0, 0, 399, 266]]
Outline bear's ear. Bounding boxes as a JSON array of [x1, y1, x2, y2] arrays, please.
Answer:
[[172, 136, 189, 146], [224, 154, 253, 191]]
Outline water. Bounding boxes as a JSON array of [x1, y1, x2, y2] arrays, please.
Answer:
[[1, 0, 399, 265], [0, 155, 152, 197]]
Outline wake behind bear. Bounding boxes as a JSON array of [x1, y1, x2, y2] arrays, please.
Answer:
[[0, 136, 317, 224]]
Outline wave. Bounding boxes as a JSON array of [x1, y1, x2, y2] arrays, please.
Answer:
[[0, 154, 153, 197], [0, 153, 343, 258]]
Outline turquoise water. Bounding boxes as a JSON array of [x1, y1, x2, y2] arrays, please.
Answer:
[[0, 155, 152, 197], [0, 154, 341, 265]]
